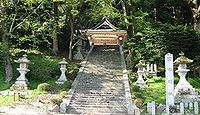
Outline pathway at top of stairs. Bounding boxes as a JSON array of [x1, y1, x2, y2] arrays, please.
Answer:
[[66, 45, 129, 114]]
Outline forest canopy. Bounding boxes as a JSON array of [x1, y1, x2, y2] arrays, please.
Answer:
[[1, 0, 200, 81]]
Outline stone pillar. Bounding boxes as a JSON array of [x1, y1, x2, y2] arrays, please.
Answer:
[[11, 54, 31, 90], [150, 64, 153, 72], [154, 64, 157, 73], [165, 53, 174, 114], [194, 102, 199, 114], [180, 102, 184, 114], [152, 101, 156, 115], [56, 58, 68, 84]]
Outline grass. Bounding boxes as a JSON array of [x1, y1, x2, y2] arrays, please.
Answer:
[[131, 77, 166, 104], [129, 72, 200, 104], [0, 95, 14, 107]]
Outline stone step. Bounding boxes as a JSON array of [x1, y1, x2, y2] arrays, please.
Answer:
[[66, 46, 128, 114], [73, 90, 125, 93], [66, 107, 127, 114], [70, 98, 126, 104], [68, 104, 127, 108], [71, 96, 125, 100], [73, 93, 124, 98]]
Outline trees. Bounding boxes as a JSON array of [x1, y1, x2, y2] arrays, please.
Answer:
[[1, 0, 13, 82]]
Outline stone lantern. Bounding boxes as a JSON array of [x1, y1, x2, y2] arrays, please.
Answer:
[[74, 40, 84, 60], [174, 52, 196, 96], [11, 54, 31, 90], [56, 58, 68, 84], [135, 60, 147, 88]]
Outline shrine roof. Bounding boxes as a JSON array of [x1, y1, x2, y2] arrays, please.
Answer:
[[92, 16, 118, 30]]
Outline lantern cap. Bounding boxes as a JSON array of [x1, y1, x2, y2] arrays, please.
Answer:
[[14, 54, 31, 63], [174, 52, 193, 64], [136, 60, 146, 68], [59, 58, 68, 65]]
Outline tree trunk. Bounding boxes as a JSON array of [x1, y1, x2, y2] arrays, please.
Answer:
[[1, 0, 13, 82], [192, 0, 200, 29], [130, 0, 135, 35], [121, 0, 135, 38], [53, 2, 59, 55], [67, 7, 74, 60], [120, 0, 129, 24]]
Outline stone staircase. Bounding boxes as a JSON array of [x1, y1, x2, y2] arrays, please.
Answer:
[[66, 45, 129, 114]]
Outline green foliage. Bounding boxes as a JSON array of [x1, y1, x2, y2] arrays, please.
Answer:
[[63, 81, 72, 89], [37, 83, 51, 92], [50, 98, 62, 105], [125, 23, 200, 72], [128, 71, 137, 84], [0, 82, 10, 91], [60, 91, 68, 98], [0, 64, 5, 81], [131, 84, 140, 92], [27, 54, 60, 81], [129, 74, 166, 103], [0, 96, 14, 107]]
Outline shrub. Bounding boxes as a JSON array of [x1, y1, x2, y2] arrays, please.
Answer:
[[50, 98, 63, 105], [134, 98, 144, 108], [128, 71, 137, 84], [63, 81, 72, 89], [27, 54, 60, 81], [131, 84, 140, 92], [60, 91, 68, 98], [37, 83, 51, 92], [152, 77, 163, 83]]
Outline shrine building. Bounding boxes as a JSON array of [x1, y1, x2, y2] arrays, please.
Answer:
[[84, 17, 127, 45]]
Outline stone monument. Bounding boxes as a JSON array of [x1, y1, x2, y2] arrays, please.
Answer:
[[165, 53, 174, 114], [11, 54, 31, 90], [174, 52, 196, 96], [135, 60, 147, 88], [56, 58, 68, 84]]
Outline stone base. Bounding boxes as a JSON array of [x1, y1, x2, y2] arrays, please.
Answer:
[[148, 72, 157, 76], [11, 82, 28, 90], [56, 81, 65, 84], [175, 84, 196, 96]]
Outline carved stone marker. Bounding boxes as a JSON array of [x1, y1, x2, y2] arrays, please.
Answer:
[[165, 53, 174, 113]]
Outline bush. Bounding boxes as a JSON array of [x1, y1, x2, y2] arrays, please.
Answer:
[[152, 77, 163, 83], [50, 98, 63, 105], [60, 91, 68, 98], [37, 83, 51, 92], [27, 54, 60, 81], [63, 81, 72, 89], [134, 98, 144, 108], [131, 84, 140, 92], [128, 71, 137, 84]]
